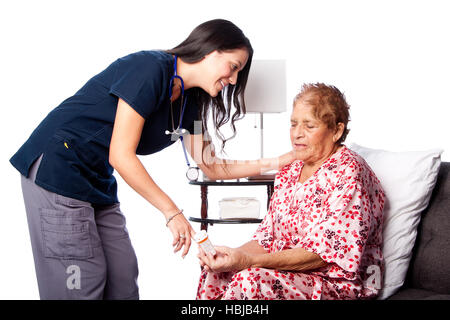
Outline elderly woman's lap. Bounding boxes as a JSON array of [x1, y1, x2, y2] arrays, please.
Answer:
[[197, 267, 362, 300], [197, 267, 346, 300]]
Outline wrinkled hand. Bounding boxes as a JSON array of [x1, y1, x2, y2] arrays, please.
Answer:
[[167, 213, 195, 258], [197, 246, 250, 273]]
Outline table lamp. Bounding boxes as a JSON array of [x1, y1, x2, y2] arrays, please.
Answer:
[[244, 59, 287, 159]]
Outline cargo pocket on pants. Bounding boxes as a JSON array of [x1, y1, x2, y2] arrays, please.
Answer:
[[40, 207, 93, 260]]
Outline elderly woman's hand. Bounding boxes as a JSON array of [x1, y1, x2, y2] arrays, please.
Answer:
[[197, 246, 251, 273]]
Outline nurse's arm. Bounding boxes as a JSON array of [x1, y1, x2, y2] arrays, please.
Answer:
[[184, 133, 295, 180], [109, 98, 194, 256]]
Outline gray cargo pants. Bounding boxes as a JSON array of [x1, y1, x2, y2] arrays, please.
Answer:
[[21, 155, 139, 299]]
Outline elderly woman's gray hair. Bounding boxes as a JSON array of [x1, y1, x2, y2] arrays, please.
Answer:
[[294, 83, 350, 145]]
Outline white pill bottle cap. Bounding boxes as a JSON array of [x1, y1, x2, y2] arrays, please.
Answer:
[[194, 230, 216, 255], [194, 230, 208, 243]]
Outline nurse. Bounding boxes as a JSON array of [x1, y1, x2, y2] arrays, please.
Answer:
[[10, 19, 295, 299]]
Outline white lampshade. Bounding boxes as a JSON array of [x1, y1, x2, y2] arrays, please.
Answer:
[[244, 59, 287, 113]]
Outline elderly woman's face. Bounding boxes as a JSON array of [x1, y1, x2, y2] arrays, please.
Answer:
[[290, 100, 340, 166]]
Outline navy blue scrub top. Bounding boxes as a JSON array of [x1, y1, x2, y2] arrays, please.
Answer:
[[10, 51, 200, 205]]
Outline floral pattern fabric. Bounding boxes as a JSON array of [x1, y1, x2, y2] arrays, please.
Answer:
[[196, 146, 385, 300]]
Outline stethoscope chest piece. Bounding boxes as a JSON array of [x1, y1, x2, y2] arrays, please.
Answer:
[[186, 166, 200, 181]]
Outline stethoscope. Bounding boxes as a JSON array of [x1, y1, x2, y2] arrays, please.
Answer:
[[165, 55, 200, 181]]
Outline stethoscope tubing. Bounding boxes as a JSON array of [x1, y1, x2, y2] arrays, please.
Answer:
[[168, 56, 191, 168]]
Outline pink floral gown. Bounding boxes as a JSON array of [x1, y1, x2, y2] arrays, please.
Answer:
[[196, 146, 385, 300]]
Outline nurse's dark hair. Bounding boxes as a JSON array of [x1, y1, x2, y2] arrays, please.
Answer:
[[166, 19, 253, 157]]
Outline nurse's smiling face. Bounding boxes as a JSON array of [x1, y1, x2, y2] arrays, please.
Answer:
[[200, 48, 249, 97]]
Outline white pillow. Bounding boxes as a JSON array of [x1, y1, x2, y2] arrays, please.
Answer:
[[348, 143, 443, 299]]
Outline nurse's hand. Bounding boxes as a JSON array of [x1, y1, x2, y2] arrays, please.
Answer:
[[278, 150, 297, 169], [166, 211, 195, 258]]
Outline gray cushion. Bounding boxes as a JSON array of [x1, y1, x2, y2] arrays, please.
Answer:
[[406, 162, 450, 294], [389, 288, 450, 300]]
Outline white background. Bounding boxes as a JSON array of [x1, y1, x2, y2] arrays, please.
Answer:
[[1, 0, 449, 299]]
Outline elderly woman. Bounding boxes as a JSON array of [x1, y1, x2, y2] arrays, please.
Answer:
[[196, 83, 385, 300]]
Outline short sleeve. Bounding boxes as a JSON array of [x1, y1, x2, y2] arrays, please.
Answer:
[[296, 171, 376, 280], [109, 52, 165, 119]]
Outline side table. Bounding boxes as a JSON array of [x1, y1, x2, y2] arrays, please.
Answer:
[[188, 178, 274, 231]]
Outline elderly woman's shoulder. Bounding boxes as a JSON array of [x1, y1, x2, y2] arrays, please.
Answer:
[[341, 146, 380, 182], [342, 146, 367, 166]]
